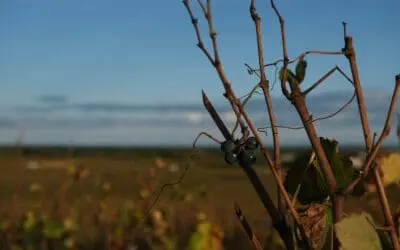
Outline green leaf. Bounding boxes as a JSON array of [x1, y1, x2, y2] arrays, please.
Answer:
[[279, 68, 299, 87], [317, 207, 333, 250], [319, 137, 355, 189], [284, 152, 330, 204], [287, 69, 298, 87], [25, 220, 44, 245], [187, 232, 206, 250], [23, 212, 36, 232], [186, 222, 212, 250], [365, 215, 395, 250], [319, 227, 333, 250], [295, 58, 307, 83], [279, 68, 285, 82], [285, 137, 358, 205], [163, 237, 177, 250], [270, 229, 285, 249], [335, 213, 382, 250], [10, 246, 23, 250], [376, 231, 394, 250], [43, 219, 65, 239]]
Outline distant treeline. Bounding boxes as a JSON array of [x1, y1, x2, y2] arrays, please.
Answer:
[[0, 145, 396, 158], [0, 146, 197, 158]]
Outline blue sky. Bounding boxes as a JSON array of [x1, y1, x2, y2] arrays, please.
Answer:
[[0, 0, 399, 146]]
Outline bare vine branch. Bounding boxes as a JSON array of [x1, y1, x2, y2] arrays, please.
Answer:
[[288, 50, 345, 64], [250, 0, 289, 236], [270, 3, 345, 249], [270, 0, 291, 100], [342, 21, 400, 247], [270, 0, 337, 188], [232, 82, 261, 136], [184, 1, 309, 248], [258, 89, 356, 132], [345, 76, 400, 194], [183, 0, 248, 137], [253, 50, 344, 71], [234, 202, 264, 250], [181, 0, 399, 249], [258, 63, 356, 132], [303, 66, 346, 96]]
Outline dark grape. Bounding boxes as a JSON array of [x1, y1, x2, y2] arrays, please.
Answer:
[[220, 140, 236, 153], [224, 152, 238, 164], [238, 149, 256, 166], [245, 137, 258, 150]]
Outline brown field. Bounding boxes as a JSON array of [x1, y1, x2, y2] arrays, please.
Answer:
[[0, 147, 398, 249]]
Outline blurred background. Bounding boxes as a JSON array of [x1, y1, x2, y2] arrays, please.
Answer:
[[0, 1, 399, 249]]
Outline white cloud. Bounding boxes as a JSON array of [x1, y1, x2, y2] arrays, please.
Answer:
[[186, 112, 205, 124], [221, 111, 237, 123], [1, 89, 398, 146]]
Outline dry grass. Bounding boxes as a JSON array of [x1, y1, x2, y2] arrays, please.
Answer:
[[0, 149, 398, 249]]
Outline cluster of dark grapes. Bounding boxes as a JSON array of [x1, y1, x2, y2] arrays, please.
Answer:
[[220, 137, 259, 166]]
